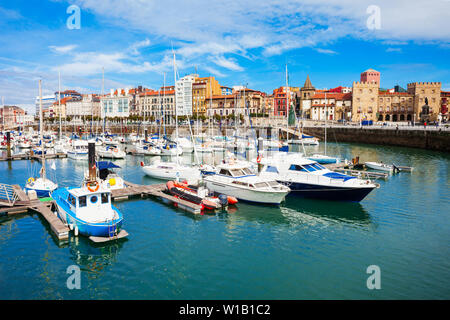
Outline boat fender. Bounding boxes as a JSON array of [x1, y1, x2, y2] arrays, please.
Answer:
[[74, 226, 79, 237], [140, 161, 144, 167], [166, 181, 175, 191], [227, 196, 238, 205], [109, 178, 116, 186], [27, 177, 34, 184], [218, 194, 228, 206]]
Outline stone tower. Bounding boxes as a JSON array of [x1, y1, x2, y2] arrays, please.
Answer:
[[407, 82, 442, 122], [352, 81, 379, 122], [299, 75, 316, 118]]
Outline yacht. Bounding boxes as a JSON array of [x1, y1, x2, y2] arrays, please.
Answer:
[[203, 160, 290, 205], [97, 144, 126, 159], [257, 153, 378, 202]]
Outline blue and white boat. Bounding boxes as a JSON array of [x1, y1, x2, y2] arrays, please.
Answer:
[[307, 154, 340, 164], [52, 184, 123, 237], [257, 153, 378, 202]]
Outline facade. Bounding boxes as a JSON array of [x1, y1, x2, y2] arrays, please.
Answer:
[[360, 68, 380, 84], [136, 87, 175, 124], [310, 93, 352, 121], [192, 76, 222, 115], [100, 88, 131, 119], [298, 75, 316, 119], [66, 94, 101, 121], [221, 86, 233, 95], [351, 81, 379, 122], [35, 95, 56, 116], [206, 89, 267, 118], [377, 91, 415, 122], [176, 74, 198, 116], [0, 106, 27, 128], [407, 82, 442, 122], [441, 91, 449, 122], [273, 86, 298, 116], [51, 96, 73, 119]]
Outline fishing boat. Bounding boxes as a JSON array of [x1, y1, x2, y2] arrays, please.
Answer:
[[25, 80, 58, 198], [203, 161, 290, 205], [166, 180, 238, 211], [52, 183, 123, 237], [365, 161, 395, 173], [258, 152, 378, 202]]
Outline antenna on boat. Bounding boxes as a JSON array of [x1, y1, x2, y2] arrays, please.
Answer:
[[88, 142, 96, 182]]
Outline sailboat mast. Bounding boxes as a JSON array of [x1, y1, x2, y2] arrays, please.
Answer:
[[58, 71, 61, 141], [173, 51, 178, 140], [324, 91, 327, 156], [39, 80, 45, 179], [285, 64, 289, 141]]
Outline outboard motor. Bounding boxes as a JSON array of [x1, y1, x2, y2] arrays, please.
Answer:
[[218, 194, 228, 210]]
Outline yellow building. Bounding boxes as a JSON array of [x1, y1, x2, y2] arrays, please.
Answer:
[[351, 81, 379, 122], [407, 82, 442, 122], [192, 76, 221, 115]]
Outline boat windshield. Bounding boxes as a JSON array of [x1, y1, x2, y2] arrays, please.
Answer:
[[289, 163, 325, 172], [242, 167, 254, 175], [254, 182, 269, 188], [267, 181, 280, 187], [230, 169, 245, 176]]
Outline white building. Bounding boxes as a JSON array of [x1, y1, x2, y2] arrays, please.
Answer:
[[175, 74, 197, 116], [66, 94, 100, 121], [35, 95, 56, 115], [101, 88, 131, 119]]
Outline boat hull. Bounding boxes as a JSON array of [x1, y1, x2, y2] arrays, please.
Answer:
[[279, 181, 375, 202], [24, 187, 52, 198]]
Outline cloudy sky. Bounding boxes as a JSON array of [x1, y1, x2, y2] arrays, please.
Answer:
[[0, 0, 449, 114]]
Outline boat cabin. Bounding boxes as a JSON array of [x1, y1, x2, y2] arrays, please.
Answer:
[[64, 187, 115, 221]]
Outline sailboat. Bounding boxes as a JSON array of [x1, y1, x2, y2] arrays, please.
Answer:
[[25, 80, 58, 197], [307, 92, 340, 164]]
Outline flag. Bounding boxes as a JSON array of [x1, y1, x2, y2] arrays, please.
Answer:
[[51, 162, 56, 170]]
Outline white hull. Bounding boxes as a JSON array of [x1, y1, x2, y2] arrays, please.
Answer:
[[67, 151, 88, 160], [365, 162, 393, 172], [142, 165, 201, 183]]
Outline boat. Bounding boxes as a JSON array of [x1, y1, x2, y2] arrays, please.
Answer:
[[134, 141, 162, 155], [52, 183, 123, 237], [24, 80, 58, 198], [166, 180, 238, 211], [141, 159, 202, 184], [257, 152, 378, 202], [203, 160, 290, 205], [288, 134, 319, 146], [307, 154, 340, 164], [97, 144, 126, 159], [67, 140, 89, 160], [365, 161, 395, 173]]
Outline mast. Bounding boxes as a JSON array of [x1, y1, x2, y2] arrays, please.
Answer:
[[173, 49, 178, 140], [285, 64, 289, 141], [324, 91, 327, 156], [39, 80, 46, 180], [58, 71, 61, 141], [163, 72, 166, 136]]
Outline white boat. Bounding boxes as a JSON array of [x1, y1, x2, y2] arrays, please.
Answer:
[[141, 159, 201, 184], [365, 161, 394, 172], [203, 160, 290, 205], [257, 152, 378, 202], [307, 154, 340, 164], [97, 144, 126, 159], [135, 143, 162, 156], [83, 161, 125, 190], [67, 140, 89, 160]]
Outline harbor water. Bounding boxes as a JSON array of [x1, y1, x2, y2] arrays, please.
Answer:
[[0, 142, 449, 299]]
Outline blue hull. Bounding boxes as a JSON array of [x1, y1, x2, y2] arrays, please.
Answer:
[[24, 187, 51, 198], [307, 158, 338, 164], [280, 181, 374, 202]]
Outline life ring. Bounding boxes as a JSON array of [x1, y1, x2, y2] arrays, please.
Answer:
[[114, 148, 118, 153], [28, 177, 34, 184], [257, 155, 262, 163], [87, 181, 99, 192]]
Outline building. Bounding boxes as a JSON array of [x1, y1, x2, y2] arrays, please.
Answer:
[[176, 74, 198, 116], [192, 76, 222, 115], [360, 68, 380, 84], [273, 86, 298, 116], [221, 86, 233, 95], [407, 82, 442, 122], [351, 81, 379, 122], [40, 90, 82, 117], [35, 95, 56, 116], [310, 92, 352, 121], [206, 89, 267, 118], [51, 96, 73, 119], [441, 91, 450, 122], [377, 91, 415, 122], [298, 75, 316, 119], [0, 106, 27, 128], [136, 86, 175, 124], [66, 94, 101, 121], [100, 88, 132, 119]]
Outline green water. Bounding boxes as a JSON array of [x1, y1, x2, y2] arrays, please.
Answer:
[[0, 142, 449, 299]]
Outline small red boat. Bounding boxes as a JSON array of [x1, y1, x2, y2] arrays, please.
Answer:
[[166, 181, 238, 212]]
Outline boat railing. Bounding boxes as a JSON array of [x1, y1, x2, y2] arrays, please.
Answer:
[[0, 183, 19, 206]]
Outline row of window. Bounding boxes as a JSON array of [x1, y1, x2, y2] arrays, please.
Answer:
[[67, 193, 109, 208]]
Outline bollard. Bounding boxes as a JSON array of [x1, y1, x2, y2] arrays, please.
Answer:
[[6, 132, 11, 159]]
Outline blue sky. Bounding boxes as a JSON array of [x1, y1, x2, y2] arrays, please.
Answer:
[[0, 0, 449, 114]]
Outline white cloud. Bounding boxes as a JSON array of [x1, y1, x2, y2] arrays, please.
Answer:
[[210, 55, 244, 71], [315, 48, 338, 55], [386, 47, 402, 53], [49, 45, 78, 54]]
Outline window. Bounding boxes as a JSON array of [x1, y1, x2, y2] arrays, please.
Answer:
[[266, 166, 279, 173], [91, 195, 98, 204], [289, 164, 307, 172], [219, 169, 231, 176], [101, 193, 109, 204], [254, 182, 268, 188], [79, 196, 87, 207]]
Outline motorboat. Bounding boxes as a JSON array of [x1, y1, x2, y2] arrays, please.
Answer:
[[52, 183, 123, 237], [97, 144, 126, 159], [203, 160, 290, 205], [141, 159, 201, 184], [67, 140, 89, 160], [288, 134, 319, 146], [365, 161, 395, 173], [166, 180, 237, 212], [257, 152, 378, 202], [307, 154, 340, 164]]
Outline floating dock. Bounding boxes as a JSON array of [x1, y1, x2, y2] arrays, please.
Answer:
[[0, 152, 67, 161], [111, 181, 203, 214]]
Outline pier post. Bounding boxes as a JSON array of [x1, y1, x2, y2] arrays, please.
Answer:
[[144, 129, 148, 141], [88, 142, 96, 181], [6, 131, 11, 159]]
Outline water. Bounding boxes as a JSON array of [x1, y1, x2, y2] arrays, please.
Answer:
[[0, 142, 449, 299]]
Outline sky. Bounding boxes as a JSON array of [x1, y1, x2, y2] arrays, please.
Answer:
[[0, 0, 449, 114]]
